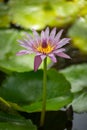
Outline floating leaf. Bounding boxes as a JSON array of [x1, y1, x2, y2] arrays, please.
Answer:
[[0, 102, 37, 129], [0, 69, 73, 112], [60, 64, 87, 112], [0, 97, 23, 113], [0, 3, 10, 27], [0, 118, 36, 130], [9, 1, 81, 29], [49, 1, 80, 27], [60, 64, 87, 93], [0, 29, 34, 72], [72, 91, 87, 112], [79, 1, 87, 16], [0, 111, 24, 122], [0, 103, 37, 129], [9, 0, 65, 6], [68, 17, 87, 53]]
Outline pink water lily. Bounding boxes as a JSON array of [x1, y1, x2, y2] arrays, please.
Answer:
[[17, 27, 71, 71]]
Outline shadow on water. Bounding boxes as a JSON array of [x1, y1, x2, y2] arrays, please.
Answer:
[[20, 106, 73, 130], [20, 105, 87, 130]]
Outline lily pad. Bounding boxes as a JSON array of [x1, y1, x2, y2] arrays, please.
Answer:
[[72, 91, 87, 112], [68, 16, 87, 53], [0, 29, 50, 72], [60, 64, 87, 112], [80, 1, 87, 16], [9, 1, 81, 29], [0, 3, 10, 27], [0, 29, 34, 72], [0, 122, 36, 130], [0, 97, 22, 113], [0, 107, 37, 129], [0, 111, 24, 122], [50, 1, 80, 27], [0, 69, 73, 112], [9, 0, 65, 6], [0, 112, 37, 130], [60, 64, 87, 93]]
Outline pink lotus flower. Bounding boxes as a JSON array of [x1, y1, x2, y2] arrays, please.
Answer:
[[17, 27, 70, 71]]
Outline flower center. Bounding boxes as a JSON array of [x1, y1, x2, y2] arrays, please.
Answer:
[[37, 43, 54, 54], [42, 39, 48, 48]]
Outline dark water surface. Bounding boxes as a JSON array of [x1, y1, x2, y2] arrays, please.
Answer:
[[25, 107, 87, 130]]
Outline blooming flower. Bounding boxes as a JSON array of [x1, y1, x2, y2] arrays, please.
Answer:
[[17, 27, 70, 71]]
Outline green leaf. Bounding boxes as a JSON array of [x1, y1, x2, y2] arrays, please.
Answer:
[[0, 109, 37, 129], [0, 97, 22, 113], [0, 3, 10, 27], [0, 29, 50, 72], [50, 1, 80, 27], [0, 111, 24, 122], [9, 1, 81, 29], [72, 91, 87, 112], [0, 108, 37, 129], [60, 64, 87, 112], [0, 120, 36, 130], [0, 29, 34, 72], [9, 0, 65, 6], [0, 69, 73, 112], [22, 96, 72, 112], [60, 64, 87, 93], [68, 16, 87, 53]]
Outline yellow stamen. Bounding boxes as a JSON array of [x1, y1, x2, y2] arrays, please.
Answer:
[[37, 44, 54, 54]]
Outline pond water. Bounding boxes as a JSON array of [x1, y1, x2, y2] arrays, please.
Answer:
[[23, 106, 87, 130], [72, 113, 87, 130]]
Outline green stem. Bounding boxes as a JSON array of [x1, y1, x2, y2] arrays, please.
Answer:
[[40, 57, 47, 126]]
